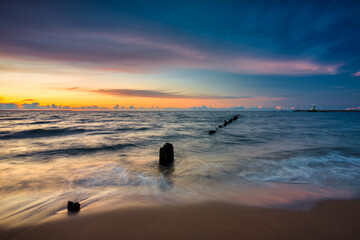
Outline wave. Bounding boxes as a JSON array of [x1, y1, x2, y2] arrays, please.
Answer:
[[28, 121, 59, 125], [116, 127, 151, 132], [0, 128, 87, 140], [86, 132, 116, 136], [237, 152, 360, 185], [258, 147, 360, 161], [14, 143, 136, 159], [72, 164, 157, 187], [0, 117, 26, 121]]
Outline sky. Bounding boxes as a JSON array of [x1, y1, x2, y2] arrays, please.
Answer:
[[0, 0, 360, 110]]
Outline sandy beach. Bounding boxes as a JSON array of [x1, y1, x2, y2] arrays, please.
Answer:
[[1, 198, 359, 240]]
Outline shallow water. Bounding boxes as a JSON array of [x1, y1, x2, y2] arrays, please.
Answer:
[[0, 110, 360, 226]]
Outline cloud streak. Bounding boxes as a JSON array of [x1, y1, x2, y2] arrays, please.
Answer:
[[91, 88, 253, 99], [0, 29, 341, 75], [20, 99, 36, 102]]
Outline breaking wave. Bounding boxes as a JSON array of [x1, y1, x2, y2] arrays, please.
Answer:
[[0, 128, 87, 140]]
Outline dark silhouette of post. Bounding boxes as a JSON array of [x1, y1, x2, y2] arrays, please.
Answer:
[[67, 201, 80, 212], [159, 143, 174, 166]]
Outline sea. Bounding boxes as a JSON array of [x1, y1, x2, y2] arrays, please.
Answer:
[[1, 110, 360, 226]]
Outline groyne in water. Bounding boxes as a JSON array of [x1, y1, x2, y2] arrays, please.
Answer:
[[293, 110, 360, 112], [209, 114, 240, 135]]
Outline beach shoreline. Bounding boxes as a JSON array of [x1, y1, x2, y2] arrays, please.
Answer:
[[1, 198, 360, 240]]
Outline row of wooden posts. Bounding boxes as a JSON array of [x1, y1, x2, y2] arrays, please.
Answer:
[[209, 114, 240, 135]]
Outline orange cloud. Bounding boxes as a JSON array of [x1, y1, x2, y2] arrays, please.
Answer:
[[20, 99, 37, 102]]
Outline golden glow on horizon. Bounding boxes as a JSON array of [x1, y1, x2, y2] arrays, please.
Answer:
[[0, 57, 277, 108]]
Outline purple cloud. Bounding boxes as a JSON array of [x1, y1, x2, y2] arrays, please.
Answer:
[[0, 28, 341, 75], [352, 71, 360, 77]]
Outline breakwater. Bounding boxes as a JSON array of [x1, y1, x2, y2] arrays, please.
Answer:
[[293, 110, 360, 112], [209, 114, 240, 135]]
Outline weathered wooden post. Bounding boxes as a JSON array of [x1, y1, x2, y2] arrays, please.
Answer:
[[67, 201, 80, 212], [159, 143, 174, 166]]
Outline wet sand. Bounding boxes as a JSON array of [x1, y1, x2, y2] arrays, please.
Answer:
[[1, 198, 360, 240]]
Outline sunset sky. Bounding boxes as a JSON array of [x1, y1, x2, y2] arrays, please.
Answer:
[[1, 0, 359, 110]]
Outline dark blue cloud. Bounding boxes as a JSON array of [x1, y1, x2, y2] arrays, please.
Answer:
[[0, 103, 19, 109], [22, 102, 45, 109], [1, 0, 359, 74]]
